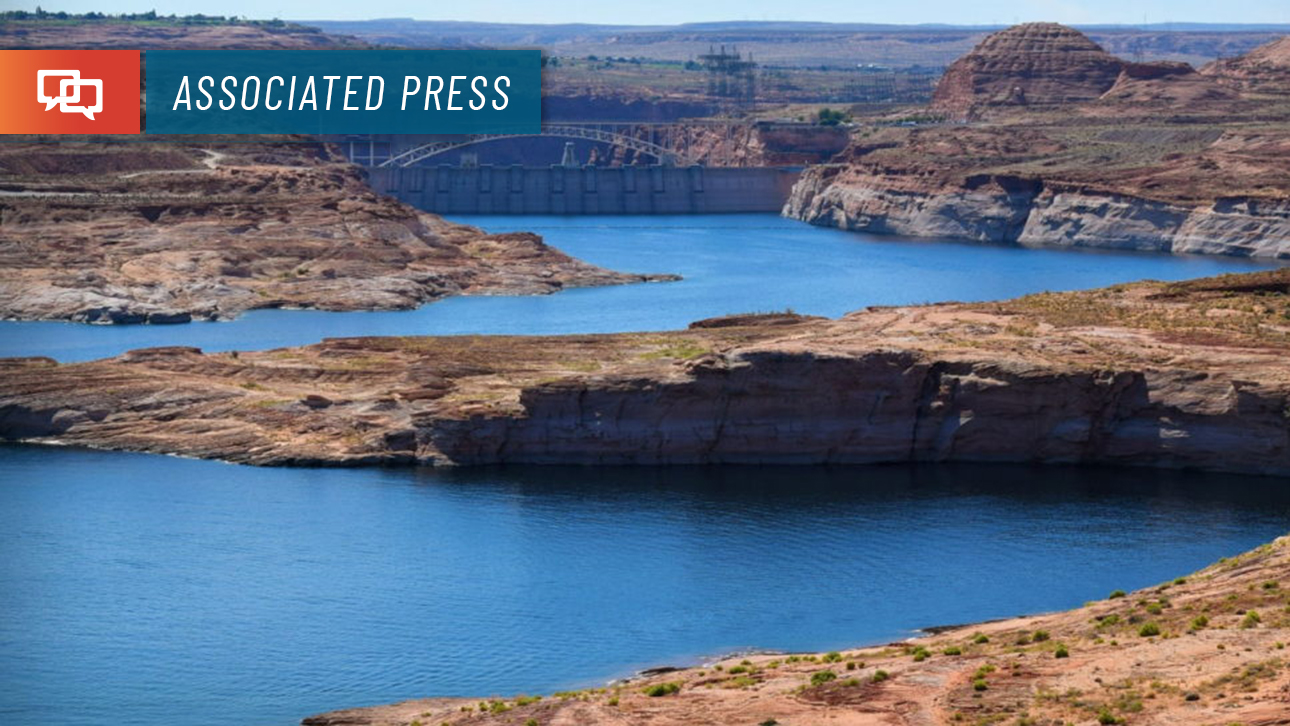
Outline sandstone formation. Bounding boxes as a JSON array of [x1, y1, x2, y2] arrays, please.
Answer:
[[1099, 60, 1240, 106], [0, 142, 675, 324], [931, 22, 1125, 118], [787, 24, 1290, 258], [303, 535, 1290, 726], [2, 270, 1287, 474], [1202, 36, 1290, 95]]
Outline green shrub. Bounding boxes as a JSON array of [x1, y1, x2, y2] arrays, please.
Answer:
[[1097, 708, 1123, 724], [1139, 622, 1161, 637], [524, 720, 538, 726], [1109, 590, 1127, 599], [643, 682, 680, 697], [1242, 610, 1262, 629], [810, 670, 837, 686], [816, 108, 851, 126], [973, 634, 990, 644], [607, 697, 619, 707], [845, 661, 857, 670], [1191, 615, 1209, 630], [728, 665, 749, 675], [1031, 630, 1050, 642], [822, 651, 843, 663], [871, 669, 890, 683], [973, 678, 988, 691], [942, 646, 962, 656], [1054, 645, 1069, 658]]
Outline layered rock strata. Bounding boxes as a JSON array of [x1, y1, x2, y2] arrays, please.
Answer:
[[788, 24, 1290, 258], [0, 142, 675, 324], [2, 271, 1287, 474]]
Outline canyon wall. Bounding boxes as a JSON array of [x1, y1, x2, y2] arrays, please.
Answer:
[[782, 25, 1290, 258], [423, 347, 1290, 474], [785, 171, 1290, 258], [3, 272, 1288, 476]]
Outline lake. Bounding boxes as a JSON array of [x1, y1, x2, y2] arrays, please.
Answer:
[[1, 215, 1288, 726], [0, 215, 1280, 362], [2, 446, 1288, 726]]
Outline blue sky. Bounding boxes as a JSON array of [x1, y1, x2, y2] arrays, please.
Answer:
[[22, 0, 1290, 25]]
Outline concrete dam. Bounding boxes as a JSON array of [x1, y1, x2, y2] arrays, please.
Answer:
[[364, 164, 801, 215]]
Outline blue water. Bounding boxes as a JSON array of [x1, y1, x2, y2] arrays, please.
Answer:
[[0, 215, 1280, 362], [1, 445, 1288, 726], [3, 215, 1289, 726]]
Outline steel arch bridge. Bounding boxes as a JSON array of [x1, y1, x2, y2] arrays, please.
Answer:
[[377, 124, 698, 168]]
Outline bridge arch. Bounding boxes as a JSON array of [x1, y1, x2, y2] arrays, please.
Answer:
[[378, 124, 698, 168]]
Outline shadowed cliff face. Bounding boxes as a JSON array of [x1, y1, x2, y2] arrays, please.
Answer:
[[2, 272, 1288, 475]]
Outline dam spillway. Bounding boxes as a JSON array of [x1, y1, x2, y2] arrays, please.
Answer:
[[364, 164, 801, 215]]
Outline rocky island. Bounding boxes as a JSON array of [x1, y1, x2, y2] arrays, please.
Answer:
[[785, 24, 1290, 258], [0, 141, 674, 324], [2, 268, 1287, 474]]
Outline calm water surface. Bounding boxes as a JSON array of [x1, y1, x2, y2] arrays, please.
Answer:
[[2, 446, 1289, 726], [1, 215, 1281, 362], [2, 216, 1288, 726]]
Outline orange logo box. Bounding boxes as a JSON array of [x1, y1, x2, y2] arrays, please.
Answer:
[[0, 50, 141, 134]]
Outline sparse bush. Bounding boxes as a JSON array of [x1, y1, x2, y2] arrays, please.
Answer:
[[810, 670, 837, 686], [1055, 645, 1069, 658], [942, 646, 962, 656], [973, 634, 990, 644], [1032, 630, 1050, 642], [871, 669, 890, 683], [1139, 622, 1161, 637], [643, 682, 680, 697], [1242, 610, 1262, 629], [1109, 590, 1127, 599], [822, 651, 843, 663], [973, 678, 988, 691]]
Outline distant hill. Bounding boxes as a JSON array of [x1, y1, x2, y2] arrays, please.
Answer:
[[306, 19, 1290, 68], [0, 12, 367, 49]]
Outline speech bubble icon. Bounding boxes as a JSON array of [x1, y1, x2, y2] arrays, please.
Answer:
[[60, 77, 102, 121], [37, 69, 80, 111]]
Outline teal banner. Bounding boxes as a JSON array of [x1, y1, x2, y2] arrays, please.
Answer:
[[144, 50, 541, 134]]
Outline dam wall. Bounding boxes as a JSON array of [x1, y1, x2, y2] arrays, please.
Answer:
[[365, 165, 800, 215]]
